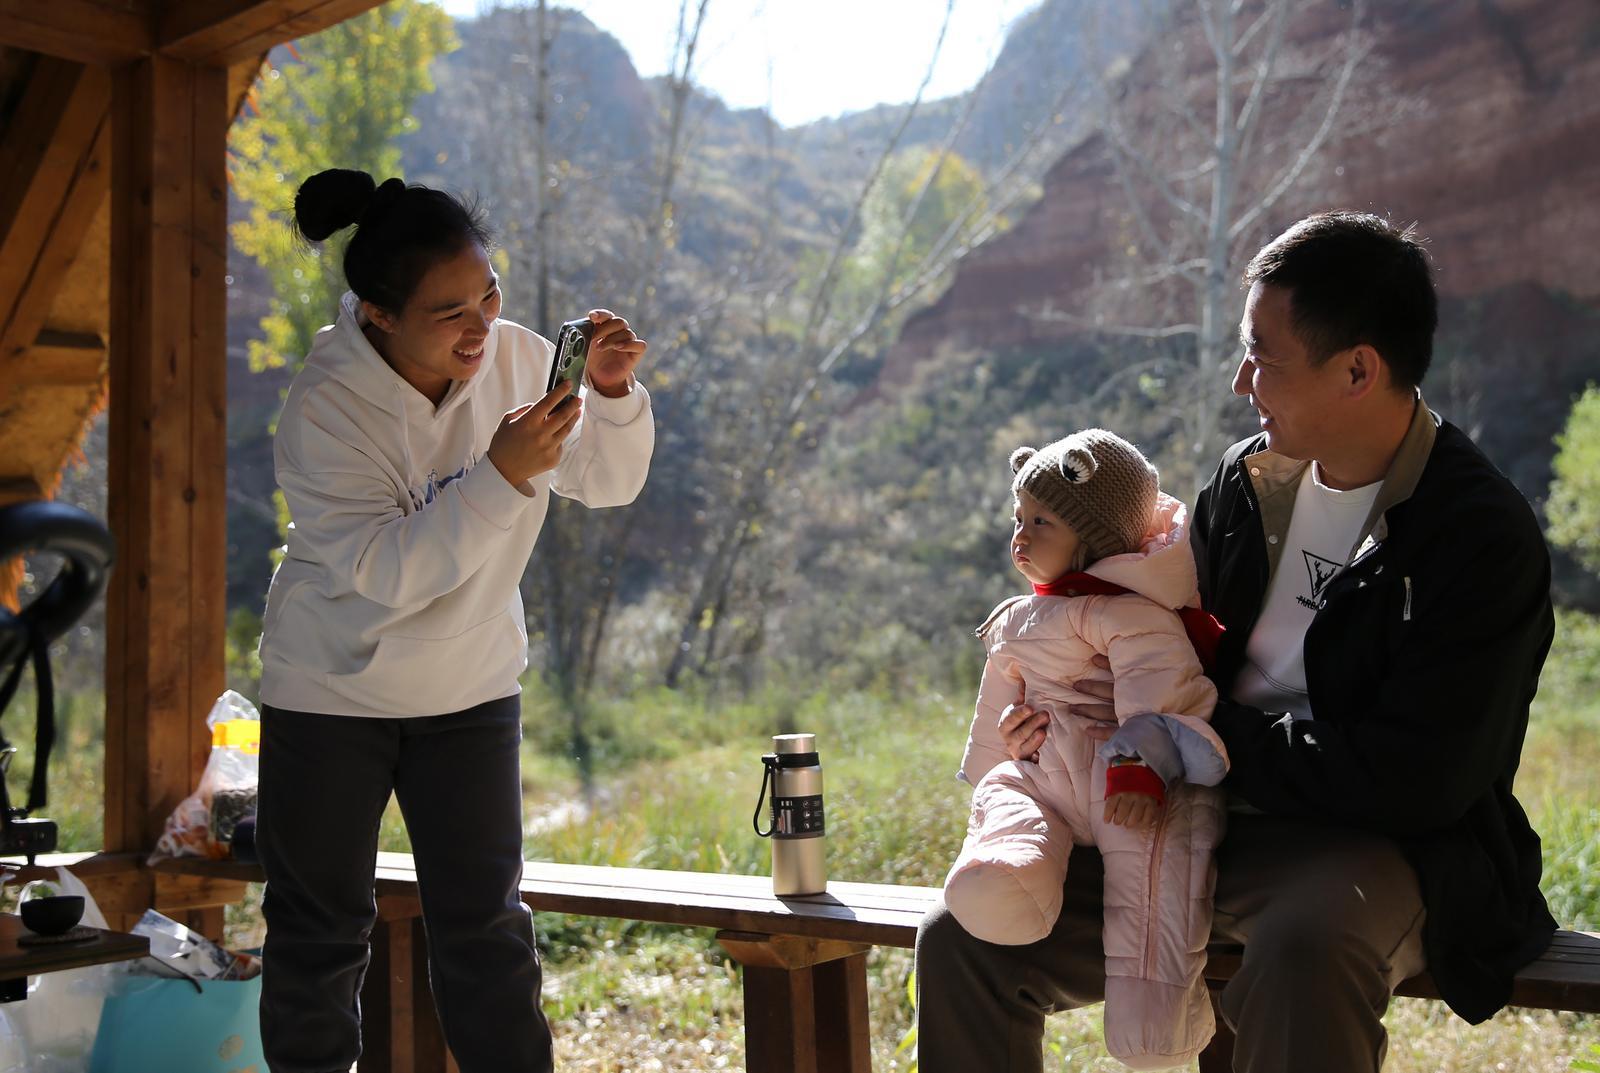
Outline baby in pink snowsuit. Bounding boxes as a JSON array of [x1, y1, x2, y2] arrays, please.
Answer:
[[943, 429, 1228, 1070]]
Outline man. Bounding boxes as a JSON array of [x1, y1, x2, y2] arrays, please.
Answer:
[[915, 212, 1556, 1073]]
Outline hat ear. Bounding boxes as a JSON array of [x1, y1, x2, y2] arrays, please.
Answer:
[[1009, 447, 1036, 474], [1060, 447, 1097, 483]]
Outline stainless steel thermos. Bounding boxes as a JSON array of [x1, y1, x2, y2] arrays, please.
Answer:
[[752, 733, 827, 896]]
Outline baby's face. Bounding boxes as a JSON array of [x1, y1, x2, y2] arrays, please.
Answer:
[[1011, 491, 1083, 585]]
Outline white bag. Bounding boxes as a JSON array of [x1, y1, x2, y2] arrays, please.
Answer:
[[0, 867, 116, 1073]]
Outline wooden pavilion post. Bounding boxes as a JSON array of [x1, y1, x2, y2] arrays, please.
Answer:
[[103, 51, 230, 933]]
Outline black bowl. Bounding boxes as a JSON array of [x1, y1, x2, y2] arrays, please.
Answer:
[[20, 895, 85, 935]]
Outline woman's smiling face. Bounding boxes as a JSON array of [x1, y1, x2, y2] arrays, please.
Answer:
[[363, 241, 502, 405]]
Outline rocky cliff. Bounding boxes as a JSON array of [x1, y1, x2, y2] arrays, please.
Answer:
[[883, 0, 1600, 394]]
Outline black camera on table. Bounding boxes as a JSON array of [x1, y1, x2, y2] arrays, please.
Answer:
[[1, 810, 57, 862], [1, 743, 58, 862]]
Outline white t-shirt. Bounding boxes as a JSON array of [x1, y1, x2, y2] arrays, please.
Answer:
[[1230, 464, 1381, 721]]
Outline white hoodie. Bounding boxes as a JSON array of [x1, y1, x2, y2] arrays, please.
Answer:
[[258, 292, 654, 718]]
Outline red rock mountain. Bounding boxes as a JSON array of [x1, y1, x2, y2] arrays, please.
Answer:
[[883, 0, 1600, 384]]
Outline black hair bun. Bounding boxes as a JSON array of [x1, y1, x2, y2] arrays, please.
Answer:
[[294, 168, 376, 242]]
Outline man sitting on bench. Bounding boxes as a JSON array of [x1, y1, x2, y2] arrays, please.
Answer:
[[915, 211, 1557, 1073]]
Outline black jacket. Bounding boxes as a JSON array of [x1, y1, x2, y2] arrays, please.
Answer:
[[1193, 405, 1557, 1024]]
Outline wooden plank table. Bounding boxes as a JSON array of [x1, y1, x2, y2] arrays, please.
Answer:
[[0, 913, 149, 1002]]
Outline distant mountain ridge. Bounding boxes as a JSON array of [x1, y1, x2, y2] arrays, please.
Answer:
[[407, 2, 1145, 215]]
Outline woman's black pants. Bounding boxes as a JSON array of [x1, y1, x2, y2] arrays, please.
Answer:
[[257, 694, 551, 1073]]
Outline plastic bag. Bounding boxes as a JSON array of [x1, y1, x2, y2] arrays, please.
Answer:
[[148, 690, 261, 863], [0, 868, 116, 1073], [129, 910, 259, 982]]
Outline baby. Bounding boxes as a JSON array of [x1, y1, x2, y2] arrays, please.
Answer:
[[943, 429, 1227, 1070]]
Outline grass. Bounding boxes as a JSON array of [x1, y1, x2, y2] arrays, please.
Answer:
[[526, 610, 1600, 1071], [4, 609, 1599, 1069]]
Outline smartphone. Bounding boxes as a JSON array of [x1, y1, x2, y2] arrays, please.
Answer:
[[547, 318, 593, 406]]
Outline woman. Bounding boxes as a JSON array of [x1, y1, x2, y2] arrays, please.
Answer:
[[255, 168, 653, 1073]]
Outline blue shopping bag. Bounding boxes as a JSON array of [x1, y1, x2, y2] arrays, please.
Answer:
[[88, 973, 263, 1073]]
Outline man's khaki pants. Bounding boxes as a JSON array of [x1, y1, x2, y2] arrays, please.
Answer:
[[915, 813, 1427, 1073]]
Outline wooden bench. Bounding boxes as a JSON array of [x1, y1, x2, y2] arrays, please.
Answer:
[[17, 851, 1600, 1072], [362, 854, 940, 1073]]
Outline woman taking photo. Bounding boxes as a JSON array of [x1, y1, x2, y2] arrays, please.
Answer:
[[255, 168, 654, 1073]]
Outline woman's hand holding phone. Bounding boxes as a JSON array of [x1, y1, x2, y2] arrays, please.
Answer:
[[583, 308, 648, 397], [487, 380, 581, 488]]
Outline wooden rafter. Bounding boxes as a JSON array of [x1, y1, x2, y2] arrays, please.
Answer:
[[0, 0, 386, 67], [0, 0, 154, 64], [229, 53, 270, 123], [0, 57, 110, 402], [0, 478, 43, 506], [9, 330, 108, 388], [158, 0, 386, 65]]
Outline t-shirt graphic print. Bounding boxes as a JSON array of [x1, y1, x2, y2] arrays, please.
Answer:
[[1298, 551, 1343, 611]]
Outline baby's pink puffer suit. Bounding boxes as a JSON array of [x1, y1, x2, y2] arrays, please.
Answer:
[[945, 494, 1229, 1070]]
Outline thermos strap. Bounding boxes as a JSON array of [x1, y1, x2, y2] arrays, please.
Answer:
[[752, 754, 778, 837]]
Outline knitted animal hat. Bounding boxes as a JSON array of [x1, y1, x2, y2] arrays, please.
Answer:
[[1010, 429, 1159, 562]]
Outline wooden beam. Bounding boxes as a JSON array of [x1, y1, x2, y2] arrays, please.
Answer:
[[158, 0, 387, 66], [105, 54, 229, 855], [5, 331, 107, 389], [716, 933, 872, 971], [361, 910, 458, 1073], [0, 59, 111, 375], [228, 53, 269, 124], [741, 959, 818, 1073], [812, 955, 872, 1073], [0, 478, 44, 507], [0, 0, 153, 64], [153, 870, 250, 913], [718, 932, 874, 1073]]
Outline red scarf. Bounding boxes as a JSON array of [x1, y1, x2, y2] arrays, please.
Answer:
[[1032, 572, 1225, 673]]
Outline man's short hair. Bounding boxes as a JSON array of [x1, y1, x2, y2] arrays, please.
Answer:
[[1243, 211, 1438, 391]]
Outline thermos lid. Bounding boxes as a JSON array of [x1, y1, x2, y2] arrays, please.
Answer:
[[773, 733, 815, 754]]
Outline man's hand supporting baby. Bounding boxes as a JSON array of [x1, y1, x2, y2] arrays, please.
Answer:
[[1000, 654, 1163, 830], [999, 694, 1050, 763]]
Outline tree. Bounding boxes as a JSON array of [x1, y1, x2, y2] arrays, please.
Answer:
[[1035, 0, 1375, 490], [843, 148, 991, 330], [659, 2, 1091, 686], [537, 0, 714, 719], [1547, 385, 1600, 576], [230, 0, 458, 375], [413, 0, 716, 784]]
